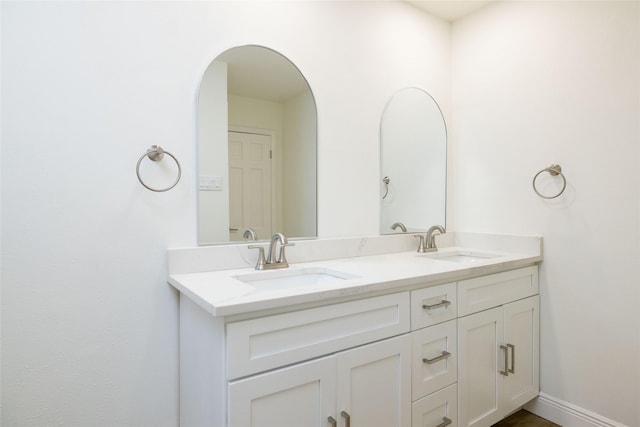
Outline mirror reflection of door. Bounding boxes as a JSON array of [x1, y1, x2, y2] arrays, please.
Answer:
[[228, 130, 272, 241], [197, 45, 318, 246]]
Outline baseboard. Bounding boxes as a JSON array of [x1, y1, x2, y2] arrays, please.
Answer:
[[525, 393, 628, 427]]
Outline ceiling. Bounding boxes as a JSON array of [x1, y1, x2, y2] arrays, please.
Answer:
[[406, 0, 497, 21], [218, 46, 310, 103]]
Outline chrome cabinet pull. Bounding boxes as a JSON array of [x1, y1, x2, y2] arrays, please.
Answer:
[[499, 345, 509, 376], [422, 350, 451, 365], [507, 343, 515, 374], [328, 416, 337, 427], [422, 300, 451, 310], [436, 417, 452, 427], [341, 410, 351, 427]]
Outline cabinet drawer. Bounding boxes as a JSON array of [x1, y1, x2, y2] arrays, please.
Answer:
[[411, 283, 456, 330], [458, 267, 538, 317], [227, 292, 410, 379], [412, 320, 457, 400], [412, 383, 457, 427]]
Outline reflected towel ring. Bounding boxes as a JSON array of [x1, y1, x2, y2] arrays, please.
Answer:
[[136, 145, 181, 192], [532, 164, 566, 199], [382, 176, 390, 199]]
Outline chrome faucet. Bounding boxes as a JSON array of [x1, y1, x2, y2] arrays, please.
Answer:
[[266, 232, 287, 264], [426, 225, 446, 251], [243, 228, 258, 241], [249, 232, 295, 270], [391, 222, 407, 232], [414, 225, 446, 253]]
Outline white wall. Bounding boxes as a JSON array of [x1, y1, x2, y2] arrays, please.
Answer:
[[1, 1, 450, 425], [452, 1, 639, 425], [198, 60, 229, 243]]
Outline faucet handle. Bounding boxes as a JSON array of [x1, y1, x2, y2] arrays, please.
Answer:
[[277, 242, 295, 264], [248, 245, 267, 270], [413, 235, 426, 253]]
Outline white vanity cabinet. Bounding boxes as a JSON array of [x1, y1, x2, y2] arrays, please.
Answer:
[[457, 267, 539, 427], [177, 265, 539, 427]]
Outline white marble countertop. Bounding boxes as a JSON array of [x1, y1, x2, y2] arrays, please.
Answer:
[[168, 238, 542, 317]]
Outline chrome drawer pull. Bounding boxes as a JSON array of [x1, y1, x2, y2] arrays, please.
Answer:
[[500, 345, 509, 376], [422, 350, 451, 364], [507, 343, 515, 373], [341, 411, 351, 427], [327, 416, 337, 427], [436, 417, 452, 427], [422, 300, 451, 310]]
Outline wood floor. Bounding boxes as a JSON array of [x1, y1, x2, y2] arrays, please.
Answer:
[[492, 410, 561, 426]]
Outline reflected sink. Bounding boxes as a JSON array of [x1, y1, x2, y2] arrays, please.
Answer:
[[232, 267, 359, 292], [420, 249, 503, 265]]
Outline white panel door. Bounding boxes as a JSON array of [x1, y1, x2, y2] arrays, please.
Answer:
[[336, 334, 411, 427], [458, 307, 504, 427], [228, 131, 272, 241], [228, 356, 336, 427], [502, 296, 539, 412]]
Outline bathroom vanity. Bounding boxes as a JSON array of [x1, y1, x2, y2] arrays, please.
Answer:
[[168, 233, 542, 427]]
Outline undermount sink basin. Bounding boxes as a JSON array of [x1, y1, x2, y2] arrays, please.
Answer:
[[420, 249, 503, 265], [232, 267, 359, 291]]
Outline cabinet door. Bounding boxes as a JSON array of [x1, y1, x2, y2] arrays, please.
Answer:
[[228, 356, 336, 427], [457, 307, 504, 427], [336, 334, 411, 427], [503, 296, 539, 412]]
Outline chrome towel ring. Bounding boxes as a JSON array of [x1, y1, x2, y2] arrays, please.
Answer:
[[532, 164, 566, 199], [136, 145, 181, 192]]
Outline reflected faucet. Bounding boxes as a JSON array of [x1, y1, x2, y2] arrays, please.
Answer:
[[243, 228, 258, 241], [391, 222, 407, 232], [414, 225, 446, 253], [249, 232, 295, 270]]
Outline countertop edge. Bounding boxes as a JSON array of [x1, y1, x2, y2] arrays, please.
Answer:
[[169, 252, 542, 318]]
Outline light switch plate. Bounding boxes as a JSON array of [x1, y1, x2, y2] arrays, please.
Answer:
[[199, 175, 223, 191]]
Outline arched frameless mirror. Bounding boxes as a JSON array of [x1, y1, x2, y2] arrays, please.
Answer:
[[380, 87, 447, 234], [197, 46, 317, 245]]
